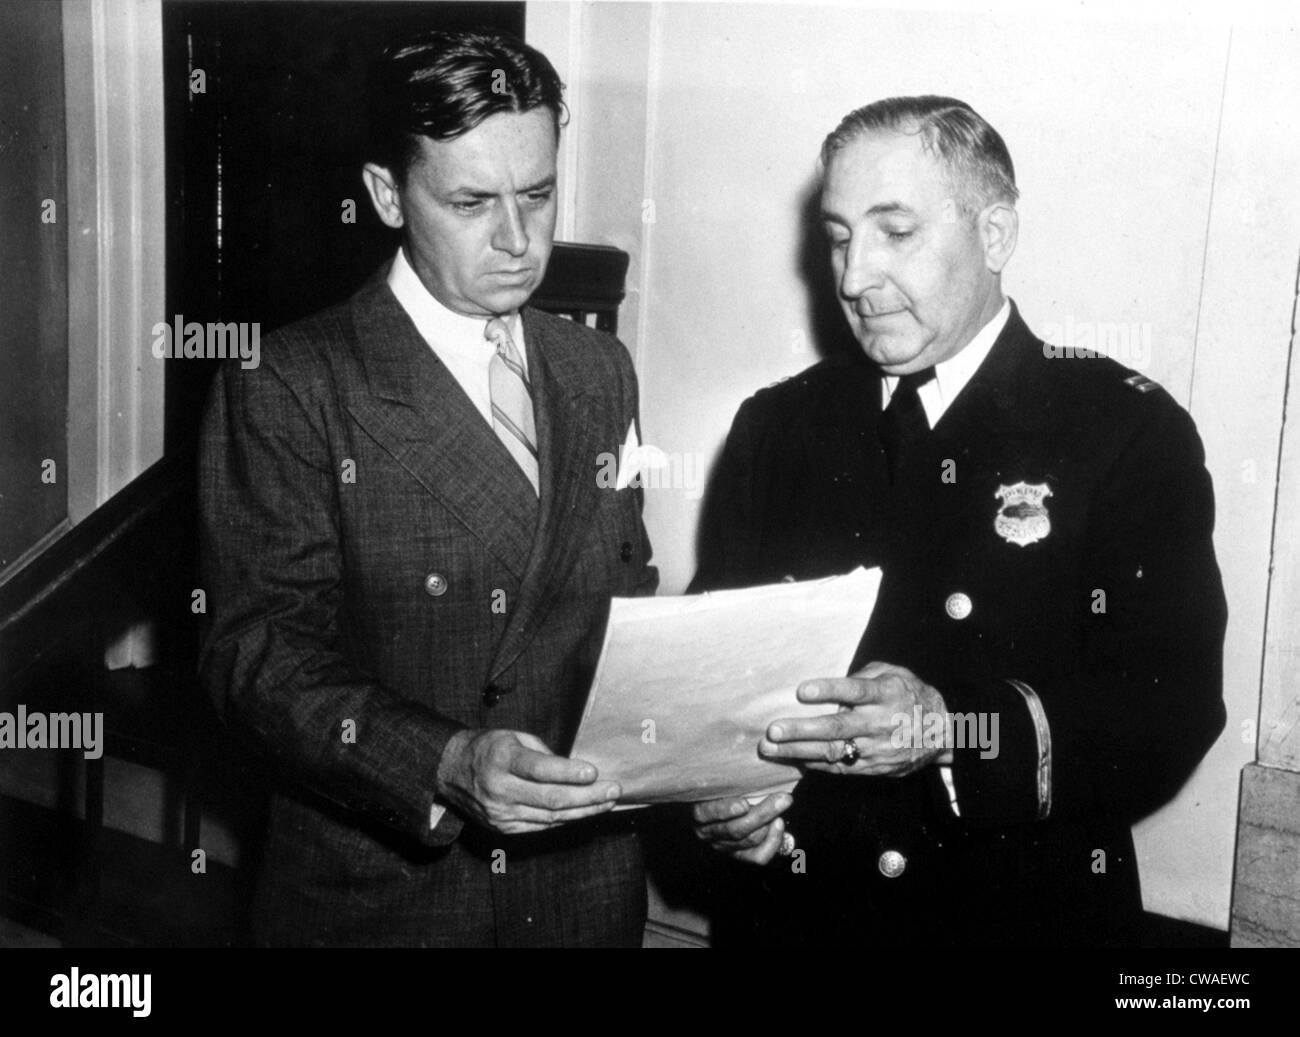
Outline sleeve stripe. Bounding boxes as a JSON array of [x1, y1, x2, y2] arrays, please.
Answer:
[[1005, 678, 1052, 819]]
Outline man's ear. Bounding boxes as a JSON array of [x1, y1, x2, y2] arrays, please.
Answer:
[[980, 202, 1018, 274], [362, 163, 405, 230]]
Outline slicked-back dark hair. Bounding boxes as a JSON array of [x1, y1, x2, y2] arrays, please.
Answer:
[[821, 95, 1018, 214], [365, 29, 567, 183]]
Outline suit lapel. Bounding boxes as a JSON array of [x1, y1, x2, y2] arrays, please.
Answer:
[[341, 279, 608, 678], [487, 308, 606, 682], [342, 278, 538, 579]]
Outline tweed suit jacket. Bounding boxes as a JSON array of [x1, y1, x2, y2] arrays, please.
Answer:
[[198, 270, 658, 946], [692, 303, 1227, 946]]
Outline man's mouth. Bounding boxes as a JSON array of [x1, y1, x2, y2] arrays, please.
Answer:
[[490, 269, 533, 283]]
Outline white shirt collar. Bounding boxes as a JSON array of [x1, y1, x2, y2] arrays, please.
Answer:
[[882, 298, 1011, 428], [386, 246, 526, 370]]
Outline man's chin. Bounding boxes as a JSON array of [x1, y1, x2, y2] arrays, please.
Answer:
[[855, 332, 927, 372], [476, 283, 537, 317]]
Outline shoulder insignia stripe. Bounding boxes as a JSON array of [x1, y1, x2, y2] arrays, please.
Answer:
[[1123, 373, 1159, 394]]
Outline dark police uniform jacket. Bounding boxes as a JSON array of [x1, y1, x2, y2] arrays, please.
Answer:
[[199, 272, 657, 946], [691, 303, 1227, 946]]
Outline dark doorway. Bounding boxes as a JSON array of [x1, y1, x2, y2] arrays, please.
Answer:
[[162, 1, 526, 453]]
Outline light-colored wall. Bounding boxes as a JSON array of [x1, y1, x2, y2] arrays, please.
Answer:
[[529, 2, 1300, 930], [63, 0, 166, 521]]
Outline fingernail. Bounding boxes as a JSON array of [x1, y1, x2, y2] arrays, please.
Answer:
[[769, 725, 784, 740], [759, 740, 775, 756], [729, 801, 745, 817], [606, 786, 621, 801]]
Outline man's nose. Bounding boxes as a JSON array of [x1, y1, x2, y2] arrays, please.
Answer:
[[839, 238, 886, 300], [492, 199, 529, 257]]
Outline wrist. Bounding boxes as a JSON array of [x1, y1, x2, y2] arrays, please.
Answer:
[[435, 728, 477, 800], [918, 682, 952, 765]]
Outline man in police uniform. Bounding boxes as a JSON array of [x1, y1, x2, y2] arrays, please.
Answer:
[[690, 96, 1226, 946]]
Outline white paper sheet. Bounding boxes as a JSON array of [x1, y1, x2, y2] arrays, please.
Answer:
[[570, 566, 882, 805]]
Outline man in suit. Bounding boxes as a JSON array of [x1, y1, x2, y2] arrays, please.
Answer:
[[690, 96, 1226, 946], [198, 31, 656, 947]]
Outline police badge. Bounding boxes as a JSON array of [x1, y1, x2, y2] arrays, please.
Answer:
[[994, 481, 1053, 546]]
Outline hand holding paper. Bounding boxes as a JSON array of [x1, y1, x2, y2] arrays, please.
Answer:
[[692, 792, 793, 865], [436, 728, 620, 835], [570, 567, 882, 805], [758, 661, 952, 775]]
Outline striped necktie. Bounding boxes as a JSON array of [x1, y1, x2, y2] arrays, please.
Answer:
[[485, 317, 540, 496]]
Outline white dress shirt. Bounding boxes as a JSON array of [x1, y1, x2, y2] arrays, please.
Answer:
[[386, 247, 529, 428], [386, 247, 529, 832], [880, 298, 1011, 425], [879, 297, 1011, 815]]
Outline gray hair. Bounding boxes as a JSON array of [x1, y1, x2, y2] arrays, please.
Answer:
[[821, 95, 1018, 215]]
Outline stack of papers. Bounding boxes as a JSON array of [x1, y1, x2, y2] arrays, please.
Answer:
[[570, 567, 881, 804]]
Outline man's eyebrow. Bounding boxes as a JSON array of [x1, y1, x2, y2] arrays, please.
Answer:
[[446, 175, 557, 199], [821, 201, 917, 223]]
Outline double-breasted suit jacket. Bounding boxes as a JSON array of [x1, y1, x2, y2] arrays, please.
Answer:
[[199, 270, 658, 946], [693, 304, 1226, 946]]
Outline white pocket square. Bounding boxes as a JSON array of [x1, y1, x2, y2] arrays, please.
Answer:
[[615, 420, 641, 490]]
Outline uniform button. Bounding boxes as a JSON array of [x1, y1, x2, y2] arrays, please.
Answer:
[[945, 592, 972, 620], [482, 684, 503, 707], [423, 572, 448, 597], [620, 540, 633, 562], [878, 849, 907, 878]]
